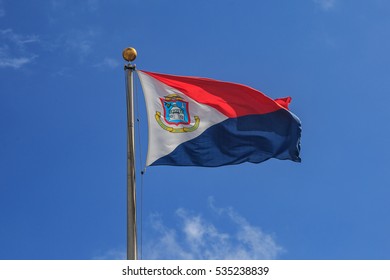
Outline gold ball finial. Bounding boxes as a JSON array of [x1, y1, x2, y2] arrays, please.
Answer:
[[122, 47, 137, 62]]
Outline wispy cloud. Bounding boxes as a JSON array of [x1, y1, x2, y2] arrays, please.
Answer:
[[50, 0, 99, 13], [46, 2, 102, 65], [66, 39, 93, 57], [0, 0, 4, 17], [314, 0, 336, 11], [0, 56, 37, 69], [143, 198, 283, 260], [58, 28, 99, 62], [93, 248, 126, 260], [87, 0, 99, 12], [93, 57, 120, 69], [0, 29, 39, 69], [0, 29, 39, 47]]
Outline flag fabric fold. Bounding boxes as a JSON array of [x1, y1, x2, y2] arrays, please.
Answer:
[[137, 70, 301, 167]]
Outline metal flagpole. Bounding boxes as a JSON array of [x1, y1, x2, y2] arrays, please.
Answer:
[[122, 47, 138, 260]]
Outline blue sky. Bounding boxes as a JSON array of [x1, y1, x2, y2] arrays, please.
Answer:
[[1, 0, 390, 260]]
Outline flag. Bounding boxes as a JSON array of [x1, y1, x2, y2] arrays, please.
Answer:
[[137, 70, 301, 167]]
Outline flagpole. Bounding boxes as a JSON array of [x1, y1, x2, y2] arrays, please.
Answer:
[[123, 47, 138, 260]]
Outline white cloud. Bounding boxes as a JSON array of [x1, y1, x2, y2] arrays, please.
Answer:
[[87, 0, 99, 12], [93, 248, 126, 260], [40, 28, 97, 63], [50, 0, 99, 14], [50, 0, 63, 10], [0, 56, 36, 69], [60, 28, 99, 61], [144, 213, 194, 260], [143, 199, 283, 260], [93, 57, 120, 69], [0, 0, 4, 17], [0, 29, 39, 48], [68, 39, 92, 56], [314, 0, 336, 11], [0, 29, 39, 69]]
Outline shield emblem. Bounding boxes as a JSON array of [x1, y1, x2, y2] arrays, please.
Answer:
[[160, 94, 190, 126]]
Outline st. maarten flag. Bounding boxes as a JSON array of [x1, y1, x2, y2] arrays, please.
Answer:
[[137, 70, 301, 167]]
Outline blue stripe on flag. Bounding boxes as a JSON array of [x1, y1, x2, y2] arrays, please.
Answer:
[[151, 109, 301, 167]]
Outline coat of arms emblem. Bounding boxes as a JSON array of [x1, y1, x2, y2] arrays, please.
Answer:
[[155, 94, 200, 133]]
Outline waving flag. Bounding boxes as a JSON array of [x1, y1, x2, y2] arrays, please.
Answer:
[[137, 70, 301, 167]]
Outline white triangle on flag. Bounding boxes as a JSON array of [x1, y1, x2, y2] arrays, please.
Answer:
[[137, 70, 228, 166]]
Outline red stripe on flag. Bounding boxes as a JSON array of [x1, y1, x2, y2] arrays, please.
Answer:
[[141, 70, 288, 118]]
